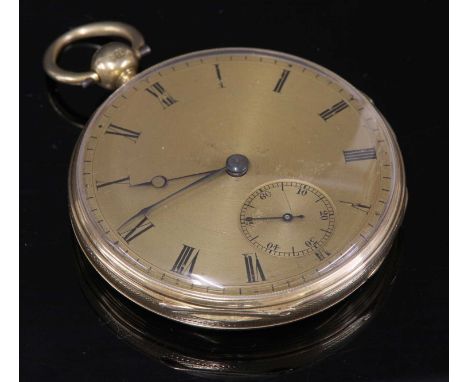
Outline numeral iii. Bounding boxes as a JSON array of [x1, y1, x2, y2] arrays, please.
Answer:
[[343, 148, 377, 162]]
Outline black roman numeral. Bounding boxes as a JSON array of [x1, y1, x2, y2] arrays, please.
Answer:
[[171, 245, 199, 276], [343, 147, 377, 162], [273, 69, 290, 93], [319, 100, 349, 121], [96, 176, 130, 189], [105, 124, 141, 143], [146, 82, 177, 109], [339, 200, 371, 213], [214, 64, 224, 88], [314, 247, 330, 261], [120, 216, 154, 243], [242, 253, 266, 283], [306, 240, 331, 260]]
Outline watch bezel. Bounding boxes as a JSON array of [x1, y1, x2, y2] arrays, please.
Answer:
[[69, 47, 407, 329]]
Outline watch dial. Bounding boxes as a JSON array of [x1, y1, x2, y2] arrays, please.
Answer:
[[76, 49, 398, 297]]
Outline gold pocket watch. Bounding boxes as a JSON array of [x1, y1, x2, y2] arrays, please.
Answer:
[[44, 22, 407, 329]]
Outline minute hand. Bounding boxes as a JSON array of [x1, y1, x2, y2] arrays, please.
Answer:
[[118, 166, 225, 232]]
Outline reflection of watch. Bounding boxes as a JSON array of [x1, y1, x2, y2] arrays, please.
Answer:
[[45, 22, 407, 329], [75, 235, 401, 377]]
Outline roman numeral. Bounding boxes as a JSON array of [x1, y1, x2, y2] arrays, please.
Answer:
[[146, 82, 177, 109], [273, 69, 290, 93], [105, 124, 141, 142], [171, 245, 199, 276], [96, 176, 130, 189], [120, 216, 154, 243], [343, 147, 377, 162], [314, 247, 330, 261], [214, 64, 224, 88], [339, 200, 371, 213], [305, 239, 330, 260], [319, 100, 349, 121], [242, 253, 266, 283]]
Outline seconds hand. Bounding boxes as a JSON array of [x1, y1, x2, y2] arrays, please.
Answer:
[[282, 185, 293, 214], [246, 213, 305, 222]]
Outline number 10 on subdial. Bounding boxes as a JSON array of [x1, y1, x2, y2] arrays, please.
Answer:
[[240, 181, 336, 258]]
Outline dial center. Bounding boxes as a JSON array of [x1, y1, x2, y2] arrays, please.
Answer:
[[282, 213, 293, 222], [226, 154, 249, 177]]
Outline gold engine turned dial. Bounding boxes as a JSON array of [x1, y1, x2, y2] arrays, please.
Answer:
[[240, 181, 336, 258]]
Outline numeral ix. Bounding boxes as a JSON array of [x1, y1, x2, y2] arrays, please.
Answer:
[[96, 176, 130, 190]]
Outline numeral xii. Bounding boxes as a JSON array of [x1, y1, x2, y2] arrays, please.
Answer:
[[214, 64, 224, 88]]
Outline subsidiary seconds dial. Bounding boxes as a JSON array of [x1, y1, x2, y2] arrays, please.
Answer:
[[240, 181, 336, 258]]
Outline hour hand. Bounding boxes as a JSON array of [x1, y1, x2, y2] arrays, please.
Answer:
[[131, 168, 223, 188], [117, 154, 250, 233], [117, 166, 227, 232], [130, 154, 250, 188]]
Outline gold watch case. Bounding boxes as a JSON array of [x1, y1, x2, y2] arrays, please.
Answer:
[[69, 47, 407, 329]]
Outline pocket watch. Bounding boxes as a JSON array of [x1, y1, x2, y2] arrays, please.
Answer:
[[44, 22, 407, 329]]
